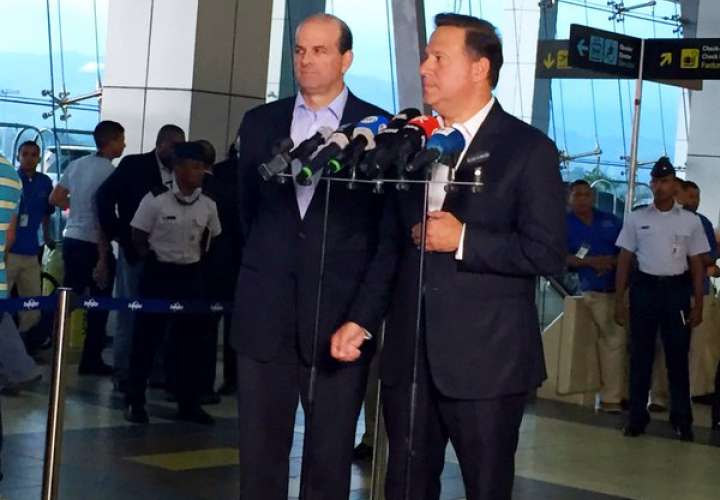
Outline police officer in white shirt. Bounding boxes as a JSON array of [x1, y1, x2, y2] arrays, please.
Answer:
[[615, 157, 709, 441], [124, 142, 221, 425]]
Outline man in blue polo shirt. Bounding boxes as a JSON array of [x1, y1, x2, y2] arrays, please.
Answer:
[[7, 141, 54, 335], [676, 180, 719, 399], [566, 179, 626, 413]]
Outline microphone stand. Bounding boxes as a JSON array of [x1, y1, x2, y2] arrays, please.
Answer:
[[299, 176, 332, 500], [403, 163, 433, 500]]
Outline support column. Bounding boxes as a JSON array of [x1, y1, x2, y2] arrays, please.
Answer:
[[530, 1, 558, 135], [391, 0, 426, 112], [682, 0, 720, 223], [101, 0, 274, 158]]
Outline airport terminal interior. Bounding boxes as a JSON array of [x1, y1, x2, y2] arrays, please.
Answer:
[[2, 0, 720, 499]]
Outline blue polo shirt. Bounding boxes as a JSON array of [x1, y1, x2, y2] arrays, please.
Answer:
[[567, 209, 622, 292], [697, 212, 717, 295], [12, 170, 54, 256]]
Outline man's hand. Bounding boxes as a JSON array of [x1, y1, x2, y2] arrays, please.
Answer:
[[330, 322, 367, 363], [411, 211, 463, 253], [93, 260, 110, 290], [588, 256, 615, 275], [614, 296, 627, 327], [689, 306, 703, 328]]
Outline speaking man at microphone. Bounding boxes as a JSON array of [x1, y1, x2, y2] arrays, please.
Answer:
[[331, 13, 565, 500], [231, 13, 399, 500]]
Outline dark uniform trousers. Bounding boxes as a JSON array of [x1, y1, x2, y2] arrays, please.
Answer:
[[628, 272, 693, 428], [236, 345, 369, 500], [383, 329, 527, 500], [62, 237, 116, 369], [126, 255, 207, 410]]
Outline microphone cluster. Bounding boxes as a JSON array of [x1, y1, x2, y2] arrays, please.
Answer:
[[257, 108, 489, 192]]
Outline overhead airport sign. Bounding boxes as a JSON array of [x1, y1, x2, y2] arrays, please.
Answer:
[[568, 24, 641, 78], [536, 40, 617, 79], [644, 39, 720, 80]]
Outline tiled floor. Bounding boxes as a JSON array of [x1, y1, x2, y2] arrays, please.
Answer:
[[2, 362, 720, 500]]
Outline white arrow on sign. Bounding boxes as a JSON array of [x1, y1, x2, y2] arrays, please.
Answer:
[[577, 38, 588, 57]]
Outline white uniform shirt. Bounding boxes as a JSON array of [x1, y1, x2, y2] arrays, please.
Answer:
[[131, 186, 221, 265], [616, 203, 710, 276]]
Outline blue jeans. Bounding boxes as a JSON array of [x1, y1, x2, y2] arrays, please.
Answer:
[[112, 247, 144, 383], [0, 313, 38, 389]]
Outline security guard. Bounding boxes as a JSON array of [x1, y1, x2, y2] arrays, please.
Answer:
[[614, 157, 708, 441], [124, 141, 221, 425]]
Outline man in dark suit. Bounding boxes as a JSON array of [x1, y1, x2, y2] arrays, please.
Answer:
[[332, 14, 565, 500], [231, 13, 398, 500], [96, 124, 185, 390]]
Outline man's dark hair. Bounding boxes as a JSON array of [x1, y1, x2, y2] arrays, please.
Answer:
[[435, 13, 503, 88], [18, 141, 40, 154], [93, 120, 125, 149], [299, 13, 353, 54], [570, 179, 591, 190], [172, 141, 206, 166], [682, 180, 700, 192], [156, 124, 185, 146], [196, 140, 216, 166]]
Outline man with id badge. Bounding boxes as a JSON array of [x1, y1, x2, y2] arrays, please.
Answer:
[[7, 141, 54, 336], [566, 180, 625, 413], [614, 157, 708, 441]]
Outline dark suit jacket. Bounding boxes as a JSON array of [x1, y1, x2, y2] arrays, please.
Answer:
[[230, 91, 399, 366], [202, 159, 243, 300], [382, 101, 566, 399], [96, 151, 165, 263]]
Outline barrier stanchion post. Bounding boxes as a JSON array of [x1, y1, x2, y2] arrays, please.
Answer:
[[370, 323, 388, 500], [42, 287, 73, 500]]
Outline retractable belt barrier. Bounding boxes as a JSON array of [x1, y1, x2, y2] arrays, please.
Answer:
[[0, 295, 234, 314]]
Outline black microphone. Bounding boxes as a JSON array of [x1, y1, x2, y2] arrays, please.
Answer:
[[359, 108, 421, 178], [295, 126, 353, 186], [257, 128, 332, 181], [326, 115, 389, 175]]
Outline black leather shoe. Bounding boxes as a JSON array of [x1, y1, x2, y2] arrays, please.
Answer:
[[623, 424, 645, 437], [673, 424, 694, 442], [352, 443, 373, 462], [176, 407, 215, 425], [124, 405, 149, 424]]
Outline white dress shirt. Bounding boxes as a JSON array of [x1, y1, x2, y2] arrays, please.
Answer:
[[430, 96, 495, 259]]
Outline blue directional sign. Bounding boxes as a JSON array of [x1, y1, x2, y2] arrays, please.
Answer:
[[569, 24, 641, 78]]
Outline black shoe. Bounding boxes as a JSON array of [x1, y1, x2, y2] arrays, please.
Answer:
[[623, 424, 646, 437], [712, 402, 720, 430], [217, 383, 237, 396], [352, 443, 374, 462], [673, 424, 694, 442], [200, 392, 221, 406], [78, 362, 113, 376], [647, 403, 667, 413], [124, 405, 149, 424], [176, 407, 215, 425]]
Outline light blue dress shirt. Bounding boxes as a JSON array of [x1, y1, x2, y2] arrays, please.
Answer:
[[290, 87, 348, 218]]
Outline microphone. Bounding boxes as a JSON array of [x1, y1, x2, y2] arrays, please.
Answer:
[[257, 127, 333, 181], [326, 115, 389, 175], [406, 127, 465, 174], [358, 108, 421, 178], [393, 116, 441, 170], [295, 125, 353, 185]]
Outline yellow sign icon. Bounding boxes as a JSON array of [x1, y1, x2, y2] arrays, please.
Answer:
[[680, 48, 700, 69], [557, 49, 569, 69], [660, 52, 672, 67], [544, 53, 555, 69]]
